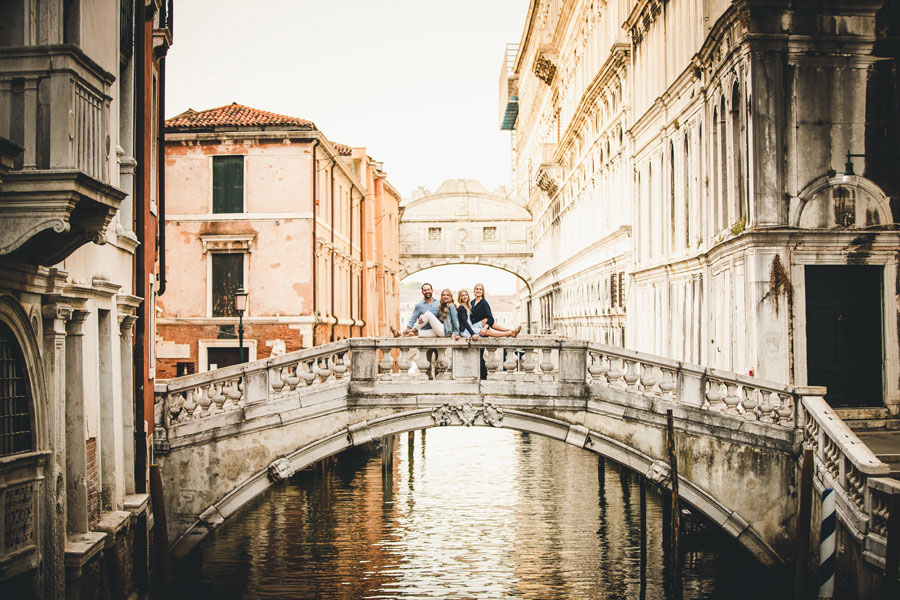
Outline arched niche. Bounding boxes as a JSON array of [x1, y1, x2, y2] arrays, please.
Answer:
[[791, 176, 893, 229]]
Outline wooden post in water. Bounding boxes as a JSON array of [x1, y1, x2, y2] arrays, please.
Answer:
[[666, 409, 682, 598], [640, 475, 647, 588], [794, 447, 814, 600], [149, 464, 174, 599], [884, 492, 900, 600], [382, 434, 394, 475]]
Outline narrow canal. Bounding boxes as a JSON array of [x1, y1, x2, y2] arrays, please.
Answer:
[[176, 428, 790, 599]]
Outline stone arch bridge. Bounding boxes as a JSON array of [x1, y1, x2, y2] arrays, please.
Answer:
[[154, 337, 899, 578], [399, 179, 533, 289]]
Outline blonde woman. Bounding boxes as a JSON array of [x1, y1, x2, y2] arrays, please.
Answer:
[[456, 289, 480, 340], [410, 288, 460, 339], [470, 282, 520, 338]]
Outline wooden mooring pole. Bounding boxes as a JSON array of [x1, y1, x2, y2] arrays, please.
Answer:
[[666, 409, 682, 599], [640, 475, 647, 590], [149, 464, 175, 599], [882, 492, 899, 600], [794, 447, 814, 600]]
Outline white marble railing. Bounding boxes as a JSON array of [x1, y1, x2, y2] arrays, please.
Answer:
[[154, 341, 350, 447]]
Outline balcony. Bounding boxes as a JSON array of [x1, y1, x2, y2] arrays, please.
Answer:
[[499, 43, 519, 131], [0, 45, 125, 266]]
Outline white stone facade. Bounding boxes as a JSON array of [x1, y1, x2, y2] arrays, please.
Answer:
[[506, 0, 899, 413]]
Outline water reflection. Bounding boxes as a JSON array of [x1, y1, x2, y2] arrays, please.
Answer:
[[177, 428, 788, 599]]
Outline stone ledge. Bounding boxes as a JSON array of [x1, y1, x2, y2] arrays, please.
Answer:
[[123, 493, 150, 515], [64, 532, 107, 569], [96, 511, 131, 548]]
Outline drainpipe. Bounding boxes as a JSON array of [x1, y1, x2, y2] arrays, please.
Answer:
[[132, 0, 147, 495], [311, 140, 318, 345], [357, 183, 366, 336], [330, 158, 336, 342], [156, 52, 167, 296]]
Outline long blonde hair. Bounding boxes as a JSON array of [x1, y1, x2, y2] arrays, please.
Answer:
[[437, 288, 454, 319], [457, 289, 471, 311], [473, 282, 487, 301]]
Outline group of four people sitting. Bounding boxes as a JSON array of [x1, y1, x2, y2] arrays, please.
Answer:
[[391, 282, 521, 340]]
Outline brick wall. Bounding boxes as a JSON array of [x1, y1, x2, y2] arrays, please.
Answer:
[[85, 437, 100, 530], [156, 323, 305, 379]]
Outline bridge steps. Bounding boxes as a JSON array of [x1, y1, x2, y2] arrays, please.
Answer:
[[856, 431, 900, 480]]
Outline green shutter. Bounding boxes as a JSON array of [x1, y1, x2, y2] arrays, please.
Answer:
[[211, 253, 244, 316], [213, 156, 243, 214]]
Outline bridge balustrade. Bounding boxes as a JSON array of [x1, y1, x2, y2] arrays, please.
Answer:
[[153, 337, 900, 575]]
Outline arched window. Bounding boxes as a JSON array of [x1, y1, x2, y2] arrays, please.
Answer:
[[731, 81, 745, 222], [684, 131, 691, 249], [718, 96, 728, 231], [670, 141, 676, 253], [0, 321, 34, 456]]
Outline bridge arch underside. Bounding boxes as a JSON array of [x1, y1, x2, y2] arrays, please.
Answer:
[[399, 257, 533, 293], [163, 399, 796, 568]]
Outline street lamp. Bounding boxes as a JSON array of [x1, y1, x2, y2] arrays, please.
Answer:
[[234, 288, 248, 363], [842, 151, 867, 183]]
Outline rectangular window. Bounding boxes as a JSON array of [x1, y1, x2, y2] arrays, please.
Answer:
[[427, 227, 442, 242], [610, 273, 618, 307], [212, 155, 244, 214], [618, 272, 625, 308], [482, 226, 497, 241], [211, 253, 244, 316]]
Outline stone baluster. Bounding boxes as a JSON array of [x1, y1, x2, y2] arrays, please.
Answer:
[[332, 353, 348, 379], [758, 391, 776, 423], [415, 348, 431, 380], [587, 351, 608, 386], [723, 382, 741, 416], [775, 394, 793, 427], [210, 382, 226, 413], [269, 366, 285, 392], [521, 349, 538, 382], [607, 357, 626, 389], [379, 350, 394, 381], [741, 387, 759, 421], [198, 384, 212, 417], [299, 360, 316, 386], [844, 462, 865, 512], [639, 363, 658, 396], [167, 392, 184, 423], [503, 350, 518, 381], [398, 348, 412, 380], [705, 379, 726, 411], [484, 348, 501, 379], [283, 363, 300, 390], [623, 360, 640, 392], [315, 357, 332, 382], [223, 378, 242, 410], [435, 349, 452, 380], [539, 348, 555, 382], [182, 388, 198, 420], [658, 368, 676, 402]]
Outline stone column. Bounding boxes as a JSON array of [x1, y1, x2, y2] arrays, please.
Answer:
[[119, 315, 137, 494], [41, 301, 71, 600], [349, 338, 377, 383], [65, 309, 90, 534]]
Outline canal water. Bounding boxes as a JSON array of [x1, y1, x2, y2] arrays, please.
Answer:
[[176, 428, 790, 599]]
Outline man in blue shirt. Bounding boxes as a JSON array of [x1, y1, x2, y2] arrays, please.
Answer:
[[401, 282, 439, 336]]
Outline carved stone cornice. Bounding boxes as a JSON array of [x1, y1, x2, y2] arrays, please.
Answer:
[[199, 233, 255, 254], [535, 169, 559, 198], [0, 170, 126, 266]]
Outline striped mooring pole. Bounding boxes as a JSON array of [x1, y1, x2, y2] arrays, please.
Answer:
[[819, 488, 836, 599]]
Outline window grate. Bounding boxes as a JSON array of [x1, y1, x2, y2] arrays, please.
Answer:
[[482, 226, 497, 241], [427, 227, 442, 242], [0, 323, 34, 456]]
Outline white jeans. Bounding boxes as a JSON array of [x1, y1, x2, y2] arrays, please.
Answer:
[[413, 311, 444, 337]]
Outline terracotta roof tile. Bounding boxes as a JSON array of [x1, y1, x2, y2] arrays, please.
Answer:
[[332, 142, 353, 156], [165, 103, 316, 131]]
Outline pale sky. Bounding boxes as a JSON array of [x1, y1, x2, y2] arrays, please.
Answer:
[[166, 0, 530, 295], [166, 0, 529, 197]]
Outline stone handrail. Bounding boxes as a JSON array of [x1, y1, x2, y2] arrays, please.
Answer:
[[153, 341, 350, 450]]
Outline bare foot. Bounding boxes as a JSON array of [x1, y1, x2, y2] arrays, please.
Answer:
[[472, 335, 480, 341]]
